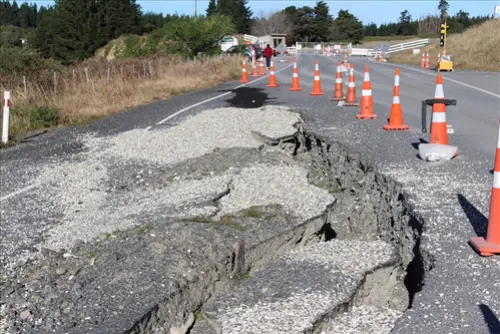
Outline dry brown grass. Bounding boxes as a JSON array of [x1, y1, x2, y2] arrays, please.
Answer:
[[388, 19, 500, 72], [0, 54, 241, 140]]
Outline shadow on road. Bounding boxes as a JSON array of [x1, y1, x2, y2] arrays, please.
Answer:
[[479, 304, 500, 334], [410, 138, 429, 151], [224, 87, 276, 108], [457, 193, 488, 238]]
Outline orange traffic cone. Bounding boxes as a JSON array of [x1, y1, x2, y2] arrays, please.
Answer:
[[470, 122, 500, 256], [421, 53, 426, 68], [251, 54, 258, 77], [425, 53, 430, 69], [356, 66, 377, 119], [240, 58, 249, 83], [290, 59, 303, 91], [344, 64, 359, 107], [384, 68, 409, 131], [429, 75, 449, 145], [343, 54, 348, 69], [259, 57, 265, 76], [310, 60, 324, 96], [331, 61, 344, 101], [266, 60, 279, 88]]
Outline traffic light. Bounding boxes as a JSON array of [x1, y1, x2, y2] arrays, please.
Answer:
[[440, 23, 447, 47]]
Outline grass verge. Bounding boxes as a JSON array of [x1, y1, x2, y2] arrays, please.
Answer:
[[387, 19, 500, 72], [0, 54, 241, 142]]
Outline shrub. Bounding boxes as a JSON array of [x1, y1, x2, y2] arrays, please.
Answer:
[[152, 14, 236, 58]]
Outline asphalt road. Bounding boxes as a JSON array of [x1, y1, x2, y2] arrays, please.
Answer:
[[1, 53, 499, 333]]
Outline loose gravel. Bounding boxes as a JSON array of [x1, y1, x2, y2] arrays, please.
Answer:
[[322, 305, 403, 334], [217, 164, 334, 222], [85, 105, 301, 165], [204, 239, 397, 334], [27, 106, 308, 254]]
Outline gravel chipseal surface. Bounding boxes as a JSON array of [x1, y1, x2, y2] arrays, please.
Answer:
[[84, 105, 301, 165], [200, 240, 398, 334], [8, 106, 302, 255]]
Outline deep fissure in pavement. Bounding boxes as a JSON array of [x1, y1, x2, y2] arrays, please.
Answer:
[[128, 124, 435, 333], [0, 112, 436, 333]]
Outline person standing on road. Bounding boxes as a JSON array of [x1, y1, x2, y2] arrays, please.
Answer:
[[264, 44, 273, 68]]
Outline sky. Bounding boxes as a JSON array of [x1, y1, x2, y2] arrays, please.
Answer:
[[27, 0, 499, 26]]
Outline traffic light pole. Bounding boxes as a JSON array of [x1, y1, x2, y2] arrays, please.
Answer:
[[440, 22, 448, 56]]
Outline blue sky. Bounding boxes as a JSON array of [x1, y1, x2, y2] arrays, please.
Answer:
[[27, 1, 499, 25]]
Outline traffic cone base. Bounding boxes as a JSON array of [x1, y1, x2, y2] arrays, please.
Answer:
[[311, 91, 325, 96], [290, 87, 303, 91], [356, 114, 378, 119], [344, 102, 360, 107], [469, 237, 500, 256], [330, 97, 345, 101], [383, 124, 409, 131]]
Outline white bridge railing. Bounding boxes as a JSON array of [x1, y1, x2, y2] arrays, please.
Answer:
[[350, 38, 430, 57], [293, 38, 430, 57], [385, 38, 429, 54]]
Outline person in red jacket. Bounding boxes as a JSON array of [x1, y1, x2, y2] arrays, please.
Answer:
[[264, 44, 273, 68]]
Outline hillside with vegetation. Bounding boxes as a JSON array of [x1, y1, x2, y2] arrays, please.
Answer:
[[0, 0, 494, 142], [388, 19, 500, 72]]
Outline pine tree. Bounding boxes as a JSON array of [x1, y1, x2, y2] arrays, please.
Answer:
[[216, 0, 252, 33], [206, 0, 217, 16], [438, 0, 449, 21], [312, 1, 331, 41]]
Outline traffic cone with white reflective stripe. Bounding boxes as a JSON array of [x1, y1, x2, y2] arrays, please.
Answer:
[[259, 57, 265, 76], [251, 53, 259, 77], [425, 53, 430, 69], [429, 74, 449, 145], [331, 62, 344, 101], [469, 122, 500, 256], [289, 59, 303, 91], [384, 68, 409, 131], [417, 74, 458, 161], [266, 60, 279, 88], [344, 64, 359, 107], [356, 66, 377, 119], [310, 60, 324, 96], [240, 58, 249, 83]]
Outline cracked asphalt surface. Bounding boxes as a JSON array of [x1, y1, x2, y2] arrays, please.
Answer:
[[1, 52, 499, 333]]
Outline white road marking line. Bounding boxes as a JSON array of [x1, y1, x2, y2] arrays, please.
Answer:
[[145, 126, 152, 131], [1, 182, 41, 202], [382, 62, 500, 99], [155, 60, 296, 126]]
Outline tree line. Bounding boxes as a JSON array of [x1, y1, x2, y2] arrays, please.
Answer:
[[364, 10, 492, 37], [0, 0, 494, 72]]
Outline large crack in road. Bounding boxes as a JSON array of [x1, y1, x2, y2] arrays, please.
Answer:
[[0, 105, 433, 334]]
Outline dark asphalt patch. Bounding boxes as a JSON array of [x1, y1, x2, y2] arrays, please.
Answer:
[[225, 87, 275, 108]]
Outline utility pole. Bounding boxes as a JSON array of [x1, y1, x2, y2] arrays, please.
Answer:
[[194, 0, 197, 16]]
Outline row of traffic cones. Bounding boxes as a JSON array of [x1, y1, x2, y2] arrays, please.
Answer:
[[420, 52, 443, 69], [242, 55, 500, 256], [240, 56, 266, 83]]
